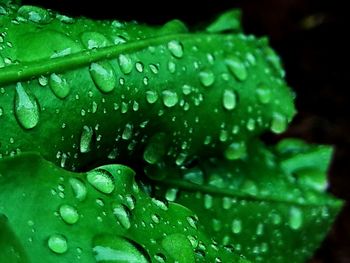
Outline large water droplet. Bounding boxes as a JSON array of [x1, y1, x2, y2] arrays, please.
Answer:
[[256, 84, 271, 104], [59, 204, 79, 225], [270, 112, 287, 134], [17, 5, 52, 24], [87, 169, 115, 194], [143, 133, 167, 164], [90, 62, 116, 93], [118, 54, 133, 74], [224, 142, 247, 160], [48, 234, 68, 254], [81, 31, 109, 49], [167, 40, 184, 58], [231, 219, 242, 234], [199, 69, 215, 87], [146, 90, 158, 104], [222, 89, 237, 110], [225, 56, 247, 81], [113, 204, 131, 229], [69, 178, 87, 201], [93, 235, 149, 263], [162, 90, 178, 107], [80, 126, 94, 153], [14, 82, 40, 129], [122, 123, 133, 140], [49, 73, 70, 99], [289, 206, 303, 230]]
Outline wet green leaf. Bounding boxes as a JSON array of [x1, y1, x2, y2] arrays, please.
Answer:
[[152, 139, 343, 263], [0, 153, 249, 262], [0, 2, 295, 172]]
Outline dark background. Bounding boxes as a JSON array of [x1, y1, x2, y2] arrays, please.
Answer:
[[22, 0, 350, 262]]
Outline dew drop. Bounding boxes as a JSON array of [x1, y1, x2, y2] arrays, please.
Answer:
[[118, 54, 133, 74], [224, 142, 247, 160], [199, 69, 215, 87], [145, 90, 158, 104], [165, 188, 178, 202], [289, 206, 303, 230], [14, 82, 40, 130], [80, 126, 94, 153], [59, 204, 79, 225], [256, 84, 271, 104], [225, 56, 247, 81], [17, 5, 51, 24], [90, 62, 116, 93], [167, 40, 184, 58], [222, 89, 237, 110], [122, 123, 133, 140], [270, 112, 287, 134], [162, 90, 178, 107], [49, 73, 70, 99], [87, 169, 115, 194], [168, 61, 176, 73], [113, 204, 131, 229], [135, 62, 144, 72], [81, 31, 109, 49], [231, 219, 242, 234], [143, 133, 166, 164], [93, 235, 149, 263], [48, 234, 68, 254], [149, 64, 159, 74]]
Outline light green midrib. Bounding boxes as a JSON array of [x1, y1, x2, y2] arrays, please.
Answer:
[[156, 179, 343, 208], [0, 33, 198, 86]]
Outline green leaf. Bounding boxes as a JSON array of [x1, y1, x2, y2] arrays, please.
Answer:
[[0, 3, 295, 174], [0, 153, 249, 262], [152, 139, 343, 263], [206, 9, 243, 33]]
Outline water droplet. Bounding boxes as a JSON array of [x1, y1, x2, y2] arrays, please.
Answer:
[[135, 62, 144, 72], [48, 234, 68, 254], [145, 90, 158, 104], [87, 169, 115, 194], [162, 90, 178, 107], [270, 112, 287, 134], [183, 168, 204, 185], [93, 235, 149, 263], [182, 84, 192, 95], [69, 178, 87, 201], [14, 82, 40, 129], [81, 31, 109, 49], [256, 84, 271, 104], [80, 126, 94, 153], [168, 61, 176, 73], [167, 40, 184, 58], [187, 216, 198, 229], [17, 5, 52, 24], [289, 206, 303, 230], [224, 142, 247, 160], [90, 62, 116, 93], [231, 219, 242, 234], [49, 73, 70, 99], [225, 56, 247, 81], [204, 194, 213, 209], [222, 89, 237, 110], [165, 188, 178, 202], [199, 69, 215, 87], [246, 118, 255, 131], [149, 64, 159, 74], [38, 75, 48, 86], [143, 133, 166, 164], [118, 54, 133, 74], [59, 204, 79, 224], [122, 123, 133, 140], [151, 198, 168, 211], [113, 204, 131, 229]]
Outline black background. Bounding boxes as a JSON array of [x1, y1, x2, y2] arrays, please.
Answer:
[[22, 0, 350, 262]]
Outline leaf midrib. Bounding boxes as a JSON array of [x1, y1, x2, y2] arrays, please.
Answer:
[[156, 178, 342, 208], [0, 33, 206, 86]]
